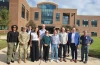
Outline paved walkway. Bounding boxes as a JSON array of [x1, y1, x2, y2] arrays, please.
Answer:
[[0, 47, 100, 65]]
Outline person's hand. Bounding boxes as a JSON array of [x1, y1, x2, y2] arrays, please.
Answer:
[[77, 45, 79, 49], [88, 44, 90, 46], [58, 45, 59, 48], [30, 43, 32, 47], [44, 44, 48, 46]]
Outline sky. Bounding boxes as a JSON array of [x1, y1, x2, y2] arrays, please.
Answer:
[[26, 0, 100, 15]]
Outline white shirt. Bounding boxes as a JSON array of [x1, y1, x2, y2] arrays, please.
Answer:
[[31, 32, 39, 41], [71, 33, 75, 43], [39, 29, 46, 39], [59, 32, 68, 44], [28, 30, 31, 35]]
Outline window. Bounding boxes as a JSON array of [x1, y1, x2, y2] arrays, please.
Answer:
[[63, 13, 69, 24], [0, 0, 9, 2], [0, 25, 8, 30], [56, 13, 60, 21], [21, 4, 25, 18], [34, 12, 39, 20], [26, 10, 29, 21], [82, 20, 88, 27], [91, 20, 97, 27], [76, 19, 80, 26], [91, 32, 97, 37]]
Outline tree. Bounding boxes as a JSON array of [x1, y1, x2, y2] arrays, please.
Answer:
[[0, 7, 10, 30], [26, 20, 37, 29]]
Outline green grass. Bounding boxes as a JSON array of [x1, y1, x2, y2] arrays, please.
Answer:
[[0, 39, 7, 50], [89, 37, 100, 58]]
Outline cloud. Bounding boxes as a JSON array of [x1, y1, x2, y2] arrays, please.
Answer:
[[26, 0, 100, 15]]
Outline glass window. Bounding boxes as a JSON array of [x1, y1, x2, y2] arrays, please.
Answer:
[[39, 4, 56, 9], [91, 20, 97, 27], [91, 32, 97, 37], [34, 12, 39, 20], [21, 4, 25, 18], [76, 19, 80, 26], [0, 25, 8, 30], [26, 10, 29, 21], [63, 15, 69, 24], [56, 13, 60, 21], [82, 20, 88, 27]]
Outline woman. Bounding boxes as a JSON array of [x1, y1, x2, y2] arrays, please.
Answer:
[[42, 30, 51, 62], [18, 27, 29, 63], [30, 27, 40, 62]]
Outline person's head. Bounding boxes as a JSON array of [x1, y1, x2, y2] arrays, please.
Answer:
[[61, 27, 65, 32], [53, 30, 57, 35], [11, 25, 18, 31], [45, 30, 49, 35], [83, 30, 88, 36], [22, 27, 26, 32], [66, 28, 70, 33], [28, 26, 32, 30], [72, 27, 76, 33], [42, 24, 46, 29], [34, 27, 39, 32]]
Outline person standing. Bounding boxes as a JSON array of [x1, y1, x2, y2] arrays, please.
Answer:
[[18, 27, 29, 63], [80, 30, 93, 63], [39, 24, 46, 58], [7, 25, 19, 64], [42, 30, 51, 62], [59, 27, 68, 62], [68, 27, 80, 63], [26, 26, 32, 58], [51, 30, 60, 62], [66, 28, 70, 57], [30, 27, 40, 62]]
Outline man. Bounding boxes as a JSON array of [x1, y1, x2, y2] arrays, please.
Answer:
[[80, 30, 93, 63], [68, 27, 80, 63], [51, 30, 60, 62], [7, 25, 19, 64], [39, 24, 46, 58], [26, 26, 32, 58], [18, 27, 29, 63], [59, 27, 68, 62], [66, 28, 70, 57]]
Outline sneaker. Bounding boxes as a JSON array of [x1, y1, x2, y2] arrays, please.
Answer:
[[7, 62, 10, 64], [11, 60, 14, 63], [56, 60, 59, 63], [84, 61, 87, 64], [50, 60, 53, 62]]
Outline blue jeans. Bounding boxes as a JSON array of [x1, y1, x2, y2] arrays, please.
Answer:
[[81, 45, 89, 61], [51, 44, 58, 60]]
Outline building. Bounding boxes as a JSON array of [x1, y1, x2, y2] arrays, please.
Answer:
[[0, 0, 100, 37]]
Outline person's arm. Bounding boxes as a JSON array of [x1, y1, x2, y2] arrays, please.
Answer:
[[89, 36, 94, 44], [18, 33, 23, 44], [66, 33, 68, 44], [77, 33, 80, 45], [42, 36, 45, 45], [25, 34, 30, 44], [7, 31, 10, 43]]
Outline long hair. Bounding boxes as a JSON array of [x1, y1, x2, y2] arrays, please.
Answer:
[[34, 27, 40, 38], [11, 25, 18, 31]]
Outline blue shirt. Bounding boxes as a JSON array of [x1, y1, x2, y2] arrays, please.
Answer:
[[51, 34, 60, 45], [80, 35, 93, 45]]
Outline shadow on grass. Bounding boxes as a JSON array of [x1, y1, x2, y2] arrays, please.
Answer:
[[89, 50, 100, 58]]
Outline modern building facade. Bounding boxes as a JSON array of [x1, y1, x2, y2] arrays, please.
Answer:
[[0, 0, 100, 37]]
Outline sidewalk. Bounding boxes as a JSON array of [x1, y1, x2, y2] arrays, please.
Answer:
[[0, 47, 100, 65]]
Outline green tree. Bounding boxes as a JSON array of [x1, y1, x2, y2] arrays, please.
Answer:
[[26, 20, 37, 29], [0, 7, 10, 30]]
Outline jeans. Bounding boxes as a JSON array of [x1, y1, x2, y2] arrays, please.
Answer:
[[59, 44, 67, 58], [51, 44, 58, 60], [81, 45, 89, 61]]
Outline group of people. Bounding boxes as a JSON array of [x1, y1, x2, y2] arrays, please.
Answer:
[[6, 24, 93, 64]]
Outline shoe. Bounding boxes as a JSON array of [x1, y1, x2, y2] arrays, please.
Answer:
[[79, 60, 83, 62], [56, 60, 59, 63], [50, 60, 53, 62], [84, 61, 87, 64], [63, 59, 67, 62], [7, 62, 10, 64], [45, 61, 47, 63], [11, 60, 14, 63], [18, 59, 21, 64], [59, 58, 62, 62], [24, 59, 27, 63], [70, 59, 74, 62], [74, 60, 77, 63]]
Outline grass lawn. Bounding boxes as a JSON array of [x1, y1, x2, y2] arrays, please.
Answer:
[[89, 37, 100, 58], [0, 39, 7, 50]]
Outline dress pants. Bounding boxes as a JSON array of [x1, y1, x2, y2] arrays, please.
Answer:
[[31, 41, 39, 62], [70, 43, 77, 60], [43, 45, 49, 61]]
